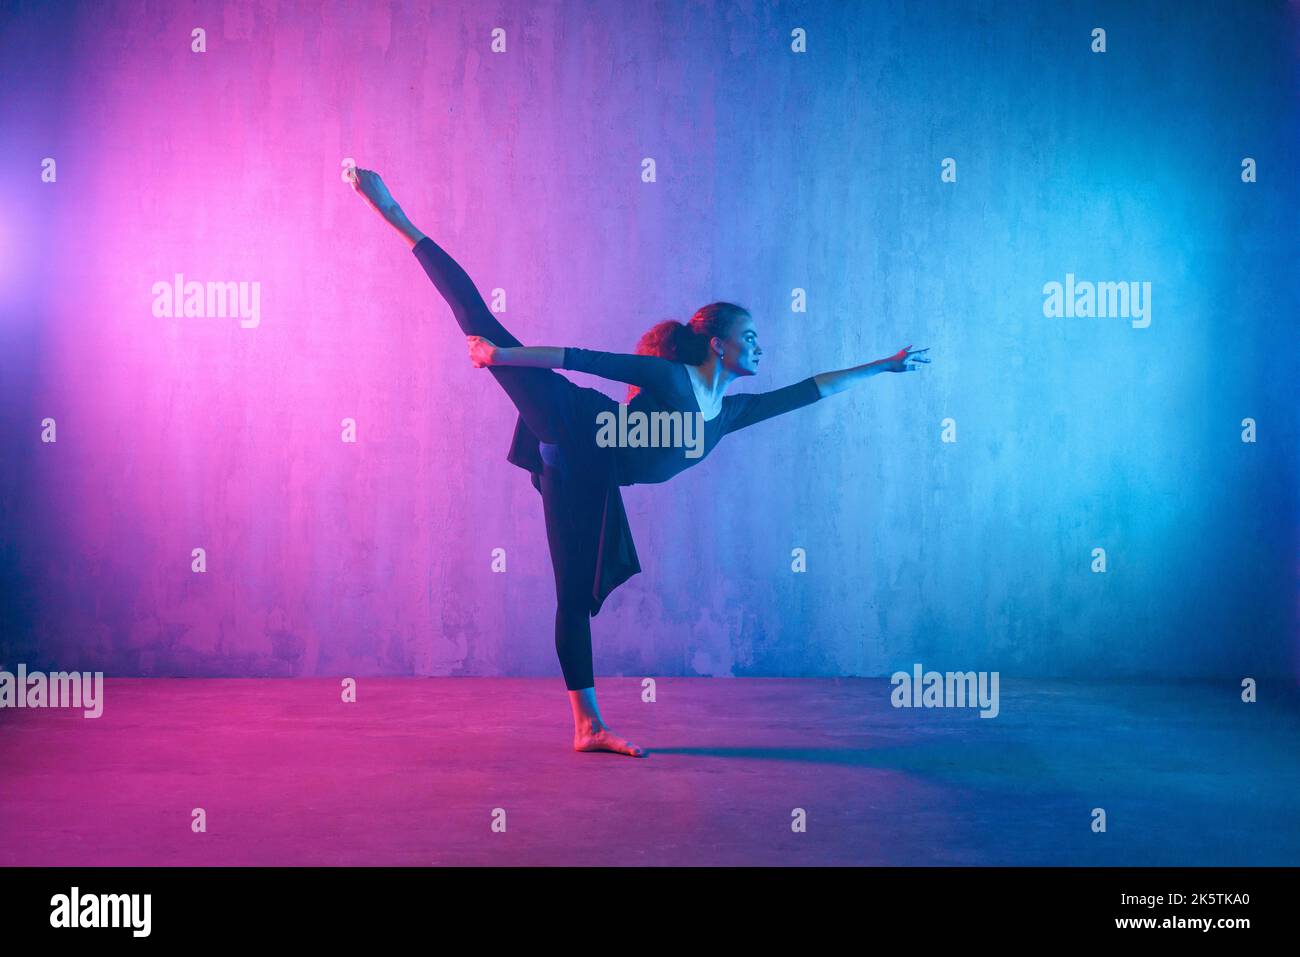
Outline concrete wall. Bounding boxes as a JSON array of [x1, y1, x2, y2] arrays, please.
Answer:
[[1, 0, 1295, 679]]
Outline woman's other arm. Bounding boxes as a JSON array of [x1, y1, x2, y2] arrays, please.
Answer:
[[469, 340, 685, 396], [469, 341, 564, 369]]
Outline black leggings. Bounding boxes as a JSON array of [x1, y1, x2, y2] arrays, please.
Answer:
[[412, 236, 600, 691]]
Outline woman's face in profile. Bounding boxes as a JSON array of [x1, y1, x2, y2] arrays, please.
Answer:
[[718, 314, 761, 376]]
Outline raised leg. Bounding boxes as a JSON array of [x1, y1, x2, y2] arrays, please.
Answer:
[[411, 234, 580, 445], [410, 232, 523, 349], [351, 167, 576, 444]]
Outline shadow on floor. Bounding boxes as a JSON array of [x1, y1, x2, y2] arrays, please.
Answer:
[[649, 745, 909, 767], [647, 743, 1054, 781]]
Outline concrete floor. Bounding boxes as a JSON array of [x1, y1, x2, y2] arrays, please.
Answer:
[[0, 677, 1296, 866]]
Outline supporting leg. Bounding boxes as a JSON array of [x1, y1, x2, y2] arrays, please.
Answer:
[[541, 457, 645, 757]]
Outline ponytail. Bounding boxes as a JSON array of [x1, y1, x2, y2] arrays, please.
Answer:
[[625, 303, 749, 401]]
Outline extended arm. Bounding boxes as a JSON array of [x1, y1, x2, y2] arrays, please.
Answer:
[[812, 345, 930, 397], [812, 361, 887, 398], [727, 345, 930, 433], [724, 377, 823, 433]]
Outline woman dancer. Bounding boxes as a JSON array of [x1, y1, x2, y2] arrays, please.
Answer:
[[350, 168, 929, 757]]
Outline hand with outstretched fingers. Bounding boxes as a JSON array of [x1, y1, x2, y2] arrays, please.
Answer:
[[879, 345, 931, 373]]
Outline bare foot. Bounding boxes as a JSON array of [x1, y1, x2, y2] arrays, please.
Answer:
[[573, 725, 646, 757], [349, 167, 400, 216]]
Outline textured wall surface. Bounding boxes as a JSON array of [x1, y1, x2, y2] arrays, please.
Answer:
[[1, 0, 1296, 680]]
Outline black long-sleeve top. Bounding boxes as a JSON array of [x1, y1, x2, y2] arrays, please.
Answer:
[[561, 347, 823, 486], [500, 346, 822, 615]]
